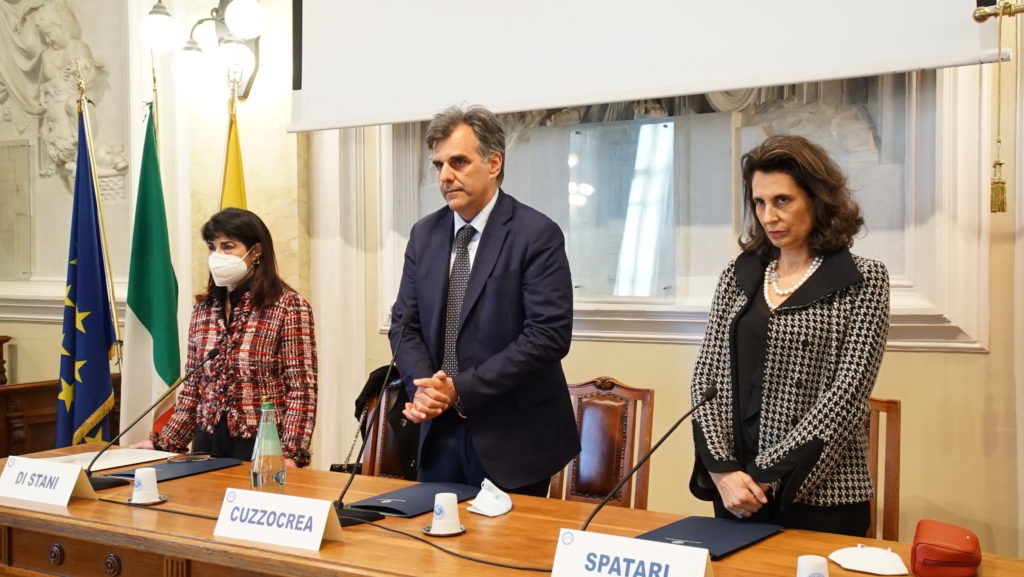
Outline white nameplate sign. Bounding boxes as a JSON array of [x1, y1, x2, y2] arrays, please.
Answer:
[[553, 528, 713, 577], [0, 456, 97, 506], [213, 488, 343, 551]]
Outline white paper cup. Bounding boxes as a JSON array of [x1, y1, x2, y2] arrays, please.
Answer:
[[796, 554, 829, 577], [430, 492, 462, 534], [132, 467, 160, 504]]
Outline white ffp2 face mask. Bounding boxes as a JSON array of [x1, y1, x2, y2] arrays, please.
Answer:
[[208, 247, 254, 287]]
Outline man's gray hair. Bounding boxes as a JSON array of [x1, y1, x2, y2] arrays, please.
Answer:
[[425, 104, 506, 185]]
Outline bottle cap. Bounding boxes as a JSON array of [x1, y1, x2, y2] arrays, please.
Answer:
[[261, 396, 274, 410]]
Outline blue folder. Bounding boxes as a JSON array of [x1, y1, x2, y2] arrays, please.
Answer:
[[348, 482, 478, 517], [107, 458, 243, 483], [635, 516, 782, 559]]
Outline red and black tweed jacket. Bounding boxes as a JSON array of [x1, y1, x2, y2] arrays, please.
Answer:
[[152, 286, 318, 467]]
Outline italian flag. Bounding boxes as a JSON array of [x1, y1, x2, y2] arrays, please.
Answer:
[[121, 102, 180, 445]]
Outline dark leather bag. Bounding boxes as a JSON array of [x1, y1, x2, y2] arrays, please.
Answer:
[[911, 519, 981, 577]]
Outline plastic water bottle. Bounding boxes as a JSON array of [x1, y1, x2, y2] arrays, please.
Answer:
[[250, 397, 286, 492]]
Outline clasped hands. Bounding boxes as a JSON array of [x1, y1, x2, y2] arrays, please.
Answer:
[[710, 470, 771, 519], [402, 370, 458, 424]]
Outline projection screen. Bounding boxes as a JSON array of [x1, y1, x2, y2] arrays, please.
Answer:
[[290, 0, 1000, 132]]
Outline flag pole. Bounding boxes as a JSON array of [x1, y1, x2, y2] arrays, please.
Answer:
[[75, 59, 124, 368], [220, 80, 241, 208], [151, 54, 160, 153]]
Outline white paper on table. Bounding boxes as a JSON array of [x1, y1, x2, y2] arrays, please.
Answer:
[[40, 449, 178, 471]]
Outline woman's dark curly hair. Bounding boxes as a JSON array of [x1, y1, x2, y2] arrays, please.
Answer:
[[739, 134, 864, 261]]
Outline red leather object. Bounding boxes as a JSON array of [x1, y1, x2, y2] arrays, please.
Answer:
[[911, 519, 981, 577]]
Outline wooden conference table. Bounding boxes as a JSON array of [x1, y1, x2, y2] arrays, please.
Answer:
[[0, 447, 1021, 577]]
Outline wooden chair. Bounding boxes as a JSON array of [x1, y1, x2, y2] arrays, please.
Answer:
[[867, 397, 901, 541], [550, 377, 654, 509], [360, 384, 417, 479], [0, 335, 10, 385]]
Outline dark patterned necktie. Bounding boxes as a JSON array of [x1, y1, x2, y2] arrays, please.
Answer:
[[442, 225, 476, 379]]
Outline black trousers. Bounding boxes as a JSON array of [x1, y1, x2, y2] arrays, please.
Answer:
[[193, 417, 256, 462], [418, 412, 549, 497], [713, 495, 870, 537]]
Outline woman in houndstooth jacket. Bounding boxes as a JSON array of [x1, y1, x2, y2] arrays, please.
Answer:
[[689, 135, 890, 536], [132, 208, 318, 467]]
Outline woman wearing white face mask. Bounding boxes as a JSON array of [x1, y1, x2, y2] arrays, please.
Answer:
[[131, 208, 318, 467]]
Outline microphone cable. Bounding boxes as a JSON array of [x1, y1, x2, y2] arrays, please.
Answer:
[[98, 499, 552, 572]]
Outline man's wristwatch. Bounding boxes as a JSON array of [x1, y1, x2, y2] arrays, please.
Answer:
[[453, 395, 467, 419]]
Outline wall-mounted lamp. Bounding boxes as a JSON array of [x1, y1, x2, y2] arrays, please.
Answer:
[[142, 0, 265, 101]]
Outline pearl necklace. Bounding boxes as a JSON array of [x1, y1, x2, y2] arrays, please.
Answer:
[[764, 255, 823, 307]]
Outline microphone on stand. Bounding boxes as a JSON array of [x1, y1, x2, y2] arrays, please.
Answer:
[[84, 348, 220, 490], [580, 385, 719, 531], [333, 311, 412, 526]]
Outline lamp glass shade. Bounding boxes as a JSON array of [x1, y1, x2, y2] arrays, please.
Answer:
[[224, 0, 266, 40], [194, 24, 220, 55], [174, 44, 228, 103], [141, 9, 180, 53], [218, 37, 256, 81], [172, 44, 205, 83]]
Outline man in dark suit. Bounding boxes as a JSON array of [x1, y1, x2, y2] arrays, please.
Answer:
[[390, 104, 580, 496]]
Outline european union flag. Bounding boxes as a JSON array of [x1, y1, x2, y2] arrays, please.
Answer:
[[56, 111, 117, 447]]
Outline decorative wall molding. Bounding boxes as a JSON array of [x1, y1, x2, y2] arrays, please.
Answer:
[[908, 65, 990, 352], [372, 71, 990, 353], [0, 280, 126, 324]]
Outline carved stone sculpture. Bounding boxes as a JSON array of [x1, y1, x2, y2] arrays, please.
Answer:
[[0, 0, 123, 191]]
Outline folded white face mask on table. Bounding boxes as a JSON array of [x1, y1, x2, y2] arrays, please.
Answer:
[[467, 478, 512, 517], [829, 544, 909, 575]]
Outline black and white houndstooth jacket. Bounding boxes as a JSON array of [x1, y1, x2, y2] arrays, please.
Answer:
[[689, 248, 890, 508]]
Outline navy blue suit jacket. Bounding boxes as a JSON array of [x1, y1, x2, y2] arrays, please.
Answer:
[[390, 191, 581, 489]]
